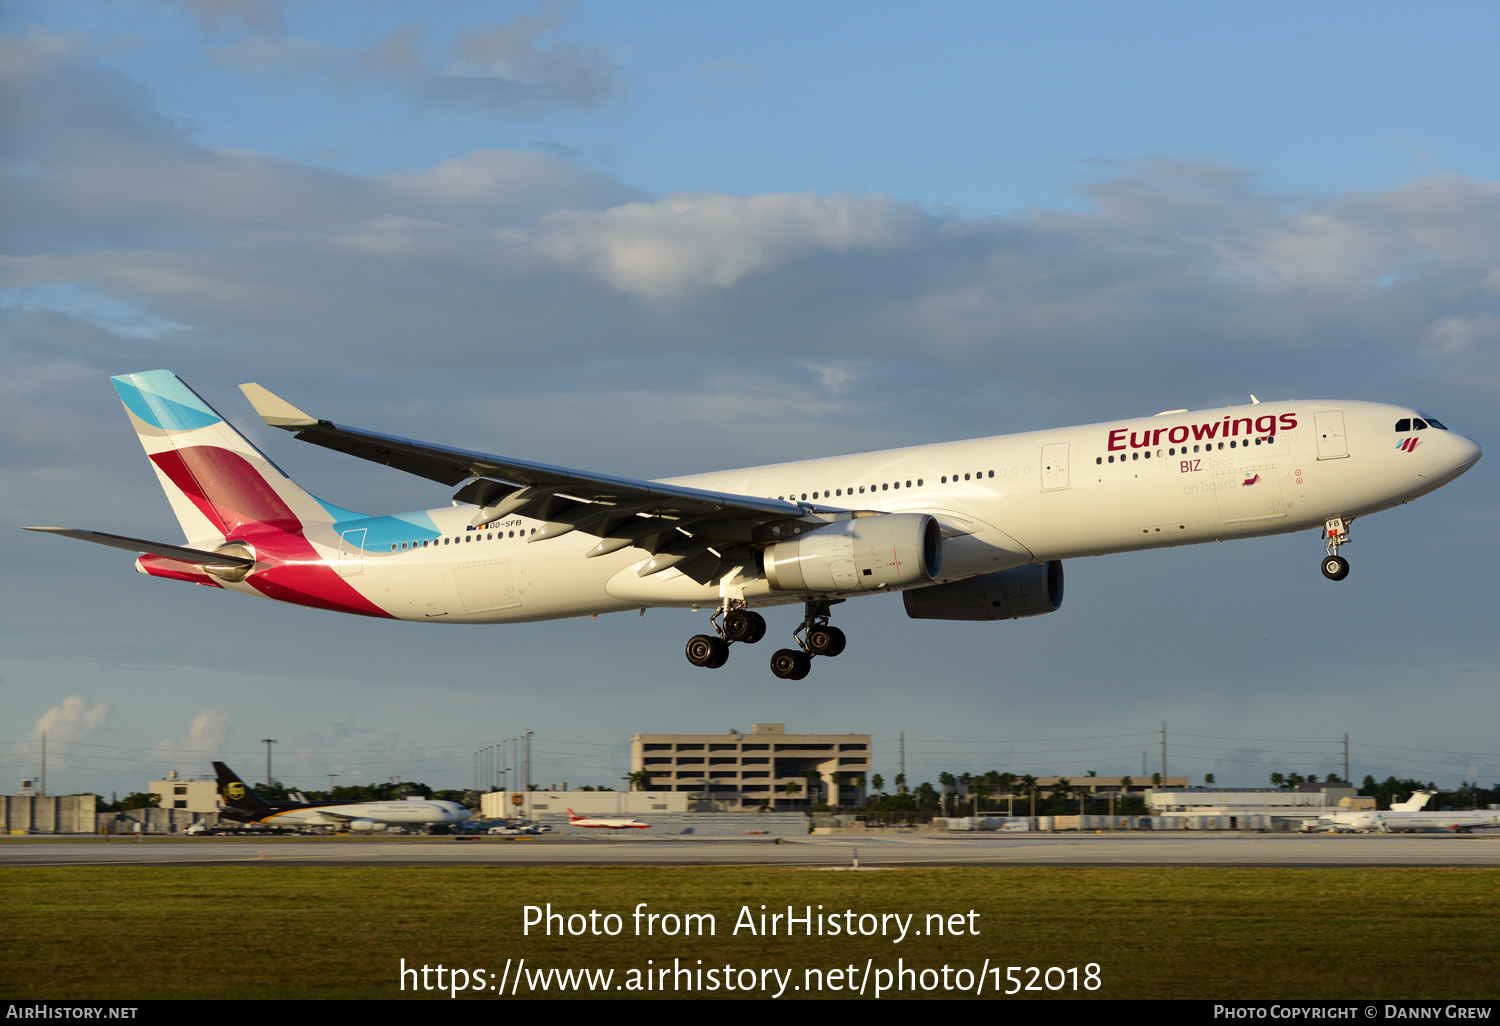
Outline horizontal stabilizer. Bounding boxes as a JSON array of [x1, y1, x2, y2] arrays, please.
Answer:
[[22, 527, 255, 568]]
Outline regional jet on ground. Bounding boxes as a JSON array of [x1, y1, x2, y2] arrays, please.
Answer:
[[212, 762, 471, 831], [25, 372, 1481, 678], [566, 808, 651, 830]]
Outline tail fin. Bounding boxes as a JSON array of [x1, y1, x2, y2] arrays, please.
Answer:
[[213, 761, 276, 818], [1391, 790, 1436, 811], [112, 371, 335, 546]]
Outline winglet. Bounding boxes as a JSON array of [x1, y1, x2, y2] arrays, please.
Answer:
[[239, 382, 317, 429]]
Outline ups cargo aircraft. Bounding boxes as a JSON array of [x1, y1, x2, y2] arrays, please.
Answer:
[[25, 371, 1481, 679], [213, 761, 471, 831]]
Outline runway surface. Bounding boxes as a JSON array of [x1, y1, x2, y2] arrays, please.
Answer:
[[5, 832, 1499, 867]]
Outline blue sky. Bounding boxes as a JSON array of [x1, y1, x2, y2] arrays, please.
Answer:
[[2, 1, 1496, 800]]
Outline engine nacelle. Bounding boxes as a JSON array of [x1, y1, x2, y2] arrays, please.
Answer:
[[902, 561, 1064, 621], [764, 513, 942, 593], [346, 819, 388, 832]]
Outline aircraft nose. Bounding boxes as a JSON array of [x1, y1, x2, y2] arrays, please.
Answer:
[[1446, 431, 1482, 479]]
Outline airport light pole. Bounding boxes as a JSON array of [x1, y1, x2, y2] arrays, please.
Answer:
[[261, 738, 277, 789]]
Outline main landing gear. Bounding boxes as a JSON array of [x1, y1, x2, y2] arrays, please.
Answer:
[[770, 600, 846, 681], [1321, 517, 1352, 581], [684, 602, 767, 670], [683, 598, 848, 679]]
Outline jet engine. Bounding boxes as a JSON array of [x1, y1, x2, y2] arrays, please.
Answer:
[[345, 819, 388, 832], [763, 513, 942, 593], [902, 561, 1064, 621]]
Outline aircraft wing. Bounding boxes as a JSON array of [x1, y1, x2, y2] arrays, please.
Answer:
[[301, 809, 365, 825], [240, 383, 814, 583]]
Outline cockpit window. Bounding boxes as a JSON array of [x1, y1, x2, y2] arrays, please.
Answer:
[[1425, 417, 1448, 430], [1413, 418, 1428, 430], [1395, 418, 1411, 432]]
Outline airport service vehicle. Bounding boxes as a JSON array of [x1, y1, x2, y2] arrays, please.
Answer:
[[211, 762, 471, 832], [1315, 792, 1500, 833], [25, 371, 1481, 678], [566, 808, 651, 830]]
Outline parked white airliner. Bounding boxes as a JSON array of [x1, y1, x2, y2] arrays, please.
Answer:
[[24, 372, 1480, 678], [1316, 791, 1500, 833]]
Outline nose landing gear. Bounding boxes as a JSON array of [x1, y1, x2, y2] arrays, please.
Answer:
[[1321, 518, 1352, 581]]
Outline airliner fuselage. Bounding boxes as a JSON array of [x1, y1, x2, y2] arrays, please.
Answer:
[[217, 400, 1475, 621]]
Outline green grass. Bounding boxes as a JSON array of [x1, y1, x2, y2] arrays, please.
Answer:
[[3, 866, 1496, 999]]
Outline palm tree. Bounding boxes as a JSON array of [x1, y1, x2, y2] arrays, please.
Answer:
[[998, 773, 1017, 816], [871, 773, 884, 795], [1053, 778, 1073, 817], [805, 769, 822, 807]]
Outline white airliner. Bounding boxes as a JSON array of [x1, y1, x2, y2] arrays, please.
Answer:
[[1316, 791, 1500, 833], [566, 808, 651, 830], [213, 761, 471, 832], [24, 371, 1481, 678]]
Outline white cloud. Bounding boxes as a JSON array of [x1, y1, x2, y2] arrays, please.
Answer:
[[152, 709, 232, 759], [1422, 313, 1500, 356], [534, 192, 927, 298], [32, 696, 110, 741], [193, 10, 621, 119]]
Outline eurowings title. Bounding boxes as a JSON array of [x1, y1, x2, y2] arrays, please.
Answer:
[[1107, 413, 1299, 452]]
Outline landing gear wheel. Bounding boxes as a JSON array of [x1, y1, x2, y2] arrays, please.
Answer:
[[1321, 555, 1350, 581], [770, 648, 812, 680], [722, 609, 766, 644], [806, 625, 846, 657], [686, 634, 730, 668]]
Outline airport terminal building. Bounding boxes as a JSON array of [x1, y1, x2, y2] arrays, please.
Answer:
[[631, 723, 871, 811]]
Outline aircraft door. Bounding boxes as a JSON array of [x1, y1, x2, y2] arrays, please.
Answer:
[[338, 528, 366, 577], [1314, 410, 1348, 460], [1041, 443, 1070, 490]]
